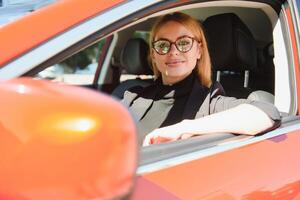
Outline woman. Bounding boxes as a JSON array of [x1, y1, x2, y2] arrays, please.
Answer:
[[122, 12, 280, 146]]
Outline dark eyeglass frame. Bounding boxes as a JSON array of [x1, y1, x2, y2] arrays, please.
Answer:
[[152, 36, 199, 55]]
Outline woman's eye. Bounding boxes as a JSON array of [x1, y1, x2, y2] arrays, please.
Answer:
[[178, 40, 190, 46], [159, 42, 169, 48]]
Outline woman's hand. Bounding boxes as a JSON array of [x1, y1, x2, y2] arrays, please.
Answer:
[[143, 121, 195, 146], [142, 127, 177, 146]]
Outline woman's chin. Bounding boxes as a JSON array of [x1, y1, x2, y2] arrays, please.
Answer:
[[166, 68, 191, 77], [163, 71, 191, 82]]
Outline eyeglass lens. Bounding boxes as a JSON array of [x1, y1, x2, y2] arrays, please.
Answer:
[[153, 37, 194, 55]]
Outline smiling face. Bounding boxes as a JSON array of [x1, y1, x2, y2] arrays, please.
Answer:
[[152, 21, 201, 85]]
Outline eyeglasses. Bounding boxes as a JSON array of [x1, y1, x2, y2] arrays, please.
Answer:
[[152, 36, 199, 55]]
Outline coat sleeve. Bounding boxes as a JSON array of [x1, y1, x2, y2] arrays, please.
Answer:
[[196, 82, 281, 122], [210, 95, 281, 121]]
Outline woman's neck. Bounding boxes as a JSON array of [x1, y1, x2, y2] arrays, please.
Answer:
[[162, 72, 192, 86]]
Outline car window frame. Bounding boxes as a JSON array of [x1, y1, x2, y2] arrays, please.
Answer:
[[23, 1, 296, 172]]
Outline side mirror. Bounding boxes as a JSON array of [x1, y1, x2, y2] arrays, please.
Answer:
[[0, 78, 137, 200]]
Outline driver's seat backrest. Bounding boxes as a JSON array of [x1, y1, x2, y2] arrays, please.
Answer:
[[203, 13, 257, 98]]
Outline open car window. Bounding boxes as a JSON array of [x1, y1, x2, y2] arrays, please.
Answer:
[[107, 1, 299, 172]]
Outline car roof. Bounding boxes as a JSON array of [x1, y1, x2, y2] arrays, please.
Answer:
[[0, 0, 125, 67]]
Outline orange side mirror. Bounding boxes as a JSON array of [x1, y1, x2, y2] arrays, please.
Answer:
[[0, 78, 137, 200]]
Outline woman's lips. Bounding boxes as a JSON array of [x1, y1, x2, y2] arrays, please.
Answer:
[[165, 60, 185, 67]]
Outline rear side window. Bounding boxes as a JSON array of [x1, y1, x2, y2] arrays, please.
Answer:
[[133, 31, 150, 44], [36, 39, 106, 85]]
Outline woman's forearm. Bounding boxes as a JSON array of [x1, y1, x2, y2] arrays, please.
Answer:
[[179, 104, 275, 136], [143, 104, 276, 146]]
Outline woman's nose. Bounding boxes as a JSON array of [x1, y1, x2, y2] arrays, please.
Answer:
[[168, 43, 179, 55]]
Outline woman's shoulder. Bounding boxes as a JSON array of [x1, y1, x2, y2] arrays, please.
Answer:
[[122, 83, 157, 105], [209, 81, 226, 97], [127, 82, 156, 95]]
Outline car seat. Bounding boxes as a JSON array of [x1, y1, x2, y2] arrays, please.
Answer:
[[203, 13, 258, 98], [252, 42, 275, 94], [112, 38, 154, 99]]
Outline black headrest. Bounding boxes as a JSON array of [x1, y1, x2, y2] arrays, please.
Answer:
[[203, 13, 257, 71], [120, 38, 152, 75]]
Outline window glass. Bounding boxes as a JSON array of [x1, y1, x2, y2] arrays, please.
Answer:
[[36, 39, 106, 85], [133, 31, 149, 43]]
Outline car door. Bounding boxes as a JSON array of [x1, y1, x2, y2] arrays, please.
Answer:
[[1, 0, 300, 199], [131, 0, 300, 199]]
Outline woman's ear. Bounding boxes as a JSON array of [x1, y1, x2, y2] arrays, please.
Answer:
[[197, 43, 202, 59], [197, 52, 201, 60]]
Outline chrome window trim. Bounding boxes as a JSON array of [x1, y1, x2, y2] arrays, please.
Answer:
[[0, 0, 161, 80]]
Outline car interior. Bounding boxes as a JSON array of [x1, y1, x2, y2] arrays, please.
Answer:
[[28, 1, 298, 166], [33, 3, 278, 99], [105, 6, 277, 103]]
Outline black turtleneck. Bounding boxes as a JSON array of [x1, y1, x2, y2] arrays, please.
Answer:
[[154, 71, 195, 99], [155, 72, 196, 127]]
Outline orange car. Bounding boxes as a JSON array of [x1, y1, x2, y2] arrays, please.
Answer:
[[0, 0, 300, 199]]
